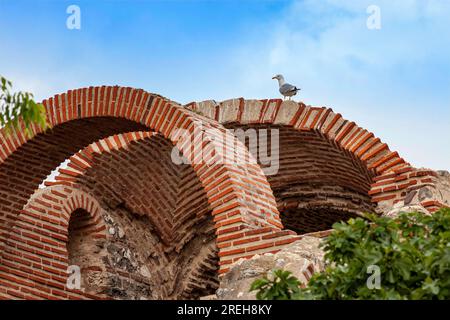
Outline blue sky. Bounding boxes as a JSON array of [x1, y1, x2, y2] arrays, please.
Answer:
[[0, 0, 449, 170]]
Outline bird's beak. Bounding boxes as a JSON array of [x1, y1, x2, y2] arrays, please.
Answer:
[[272, 76, 276, 79]]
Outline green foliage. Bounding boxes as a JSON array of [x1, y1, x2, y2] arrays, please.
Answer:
[[0, 76, 48, 136], [250, 208, 450, 300], [249, 269, 302, 300]]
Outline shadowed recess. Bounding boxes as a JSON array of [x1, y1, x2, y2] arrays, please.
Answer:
[[225, 123, 376, 234]]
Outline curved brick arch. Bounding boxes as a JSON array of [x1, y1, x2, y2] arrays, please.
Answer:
[[0, 87, 289, 277], [186, 98, 417, 233], [187, 98, 447, 229], [0, 185, 107, 299], [45, 131, 301, 277], [0, 87, 444, 299], [226, 123, 377, 233], [186, 99, 410, 176], [49, 131, 213, 245], [48, 131, 280, 237], [0, 130, 301, 298], [49, 131, 221, 299]]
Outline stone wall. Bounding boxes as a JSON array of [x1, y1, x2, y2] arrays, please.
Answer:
[[216, 236, 324, 300], [370, 168, 449, 214]]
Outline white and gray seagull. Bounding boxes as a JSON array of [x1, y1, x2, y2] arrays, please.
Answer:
[[272, 74, 300, 100]]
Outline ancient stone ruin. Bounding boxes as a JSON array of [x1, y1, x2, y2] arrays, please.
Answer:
[[0, 86, 448, 299]]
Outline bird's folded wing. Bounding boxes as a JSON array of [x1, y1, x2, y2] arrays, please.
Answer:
[[280, 83, 298, 94]]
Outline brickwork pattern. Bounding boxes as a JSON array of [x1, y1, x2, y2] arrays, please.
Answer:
[[0, 186, 106, 299], [0, 88, 445, 299]]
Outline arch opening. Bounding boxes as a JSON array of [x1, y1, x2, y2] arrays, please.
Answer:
[[63, 134, 219, 299], [1, 88, 283, 295], [0, 117, 148, 243], [226, 123, 376, 234], [67, 208, 106, 295]]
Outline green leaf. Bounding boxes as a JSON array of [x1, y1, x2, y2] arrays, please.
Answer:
[[0, 75, 50, 137], [249, 208, 450, 300]]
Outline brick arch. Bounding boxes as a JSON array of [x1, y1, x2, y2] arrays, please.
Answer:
[[0, 116, 148, 255], [226, 123, 376, 233], [45, 131, 301, 278], [0, 185, 107, 299], [47, 131, 221, 299], [187, 98, 410, 176], [0, 87, 290, 278], [0, 88, 443, 299], [186, 99, 413, 233], [48, 131, 209, 244]]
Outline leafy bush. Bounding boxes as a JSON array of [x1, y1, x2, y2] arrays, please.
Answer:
[[0, 76, 48, 136], [250, 269, 302, 300], [250, 208, 450, 300]]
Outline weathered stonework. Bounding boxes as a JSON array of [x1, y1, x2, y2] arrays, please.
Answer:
[[0, 88, 447, 299], [216, 236, 324, 300]]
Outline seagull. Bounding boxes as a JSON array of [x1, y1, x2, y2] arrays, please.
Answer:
[[272, 74, 300, 100]]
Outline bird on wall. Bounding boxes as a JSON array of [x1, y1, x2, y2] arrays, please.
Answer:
[[272, 74, 300, 100]]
